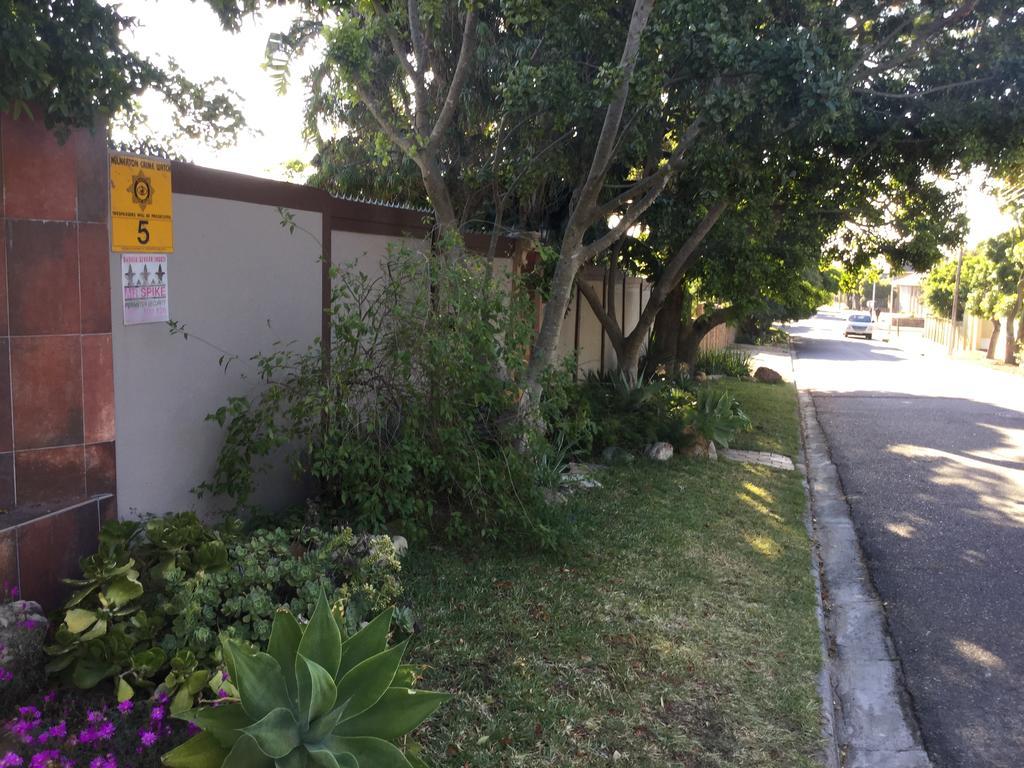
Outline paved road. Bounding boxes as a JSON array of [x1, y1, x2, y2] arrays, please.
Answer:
[[791, 312, 1024, 768]]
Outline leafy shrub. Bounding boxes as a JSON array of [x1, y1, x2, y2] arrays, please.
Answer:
[[539, 356, 596, 460], [0, 688, 190, 768], [694, 348, 752, 378], [580, 371, 694, 453], [164, 526, 402, 662], [164, 588, 448, 768], [690, 389, 752, 448], [200, 243, 558, 546], [45, 514, 402, 711], [0, 584, 47, 717]]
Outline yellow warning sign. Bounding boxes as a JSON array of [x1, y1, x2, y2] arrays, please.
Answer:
[[109, 154, 173, 253]]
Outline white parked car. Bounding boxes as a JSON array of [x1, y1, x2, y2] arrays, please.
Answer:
[[844, 312, 874, 339]]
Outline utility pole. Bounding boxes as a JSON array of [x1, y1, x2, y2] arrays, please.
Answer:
[[948, 249, 965, 355]]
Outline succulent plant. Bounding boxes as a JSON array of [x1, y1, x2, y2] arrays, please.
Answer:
[[162, 587, 448, 767]]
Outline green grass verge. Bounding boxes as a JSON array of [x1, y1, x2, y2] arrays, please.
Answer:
[[403, 386, 821, 766], [715, 379, 801, 458]]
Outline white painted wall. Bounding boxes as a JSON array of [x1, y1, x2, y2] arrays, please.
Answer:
[[111, 195, 324, 518]]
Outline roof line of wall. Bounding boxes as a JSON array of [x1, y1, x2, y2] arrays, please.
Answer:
[[170, 161, 515, 256]]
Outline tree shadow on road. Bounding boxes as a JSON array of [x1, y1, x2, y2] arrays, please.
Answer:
[[810, 388, 1024, 768]]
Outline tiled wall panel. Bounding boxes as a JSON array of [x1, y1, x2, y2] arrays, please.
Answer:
[[0, 109, 114, 606]]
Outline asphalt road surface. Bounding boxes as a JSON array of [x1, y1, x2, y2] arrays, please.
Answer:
[[791, 312, 1024, 768]]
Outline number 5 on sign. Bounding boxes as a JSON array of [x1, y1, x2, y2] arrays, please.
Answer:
[[109, 154, 173, 253]]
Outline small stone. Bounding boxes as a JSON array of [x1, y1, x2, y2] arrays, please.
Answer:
[[644, 441, 674, 461], [754, 366, 783, 384], [543, 488, 568, 505], [390, 535, 409, 558], [707, 442, 718, 461]]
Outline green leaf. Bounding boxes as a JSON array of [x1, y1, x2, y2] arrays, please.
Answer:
[[333, 688, 450, 740], [297, 588, 342, 679], [177, 702, 250, 749], [105, 574, 144, 606], [322, 737, 412, 768], [224, 640, 291, 721], [65, 583, 98, 608], [307, 750, 357, 768], [336, 641, 407, 721], [162, 732, 231, 768], [170, 685, 194, 715], [337, 608, 393, 680], [268, 611, 302, 699], [297, 653, 338, 725], [116, 678, 134, 702], [72, 659, 116, 689], [187, 670, 211, 695], [221, 734, 276, 768], [242, 707, 301, 759], [80, 617, 108, 641], [65, 608, 98, 634]]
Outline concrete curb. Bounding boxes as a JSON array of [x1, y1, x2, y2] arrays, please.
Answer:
[[797, 385, 932, 768]]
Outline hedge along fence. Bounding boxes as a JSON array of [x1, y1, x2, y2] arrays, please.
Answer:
[[109, 162, 657, 520]]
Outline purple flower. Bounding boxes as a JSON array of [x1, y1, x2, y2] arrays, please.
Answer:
[[138, 729, 157, 748], [0, 669, 14, 683], [97, 721, 115, 741], [41, 692, 55, 705], [86, 710, 104, 724], [155, 691, 170, 706], [149, 706, 164, 722], [0, 753, 23, 767], [28, 751, 64, 768], [39, 722, 65, 743], [16, 708, 40, 721], [186, 723, 200, 736], [115, 701, 132, 715], [89, 756, 117, 768]]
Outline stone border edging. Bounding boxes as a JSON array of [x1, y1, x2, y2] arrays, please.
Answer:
[[797, 384, 932, 768]]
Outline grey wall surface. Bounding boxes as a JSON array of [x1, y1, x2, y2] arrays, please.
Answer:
[[111, 195, 323, 518]]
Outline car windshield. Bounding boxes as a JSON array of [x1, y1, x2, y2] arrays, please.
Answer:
[[850, 314, 871, 323]]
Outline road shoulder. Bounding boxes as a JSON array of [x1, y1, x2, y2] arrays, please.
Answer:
[[797, 383, 931, 768]]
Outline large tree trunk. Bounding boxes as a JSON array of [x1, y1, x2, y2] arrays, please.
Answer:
[[649, 284, 684, 372], [986, 319, 1000, 360], [678, 307, 735, 372], [1004, 276, 1024, 365]]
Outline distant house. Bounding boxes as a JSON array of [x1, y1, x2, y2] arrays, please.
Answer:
[[891, 273, 924, 317]]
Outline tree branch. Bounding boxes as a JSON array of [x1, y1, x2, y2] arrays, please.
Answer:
[[371, 0, 428, 137], [593, 118, 703, 221], [352, 81, 415, 155], [564, 0, 656, 238], [634, 199, 730, 333], [854, 77, 993, 100], [426, 6, 479, 152], [577, 180, 664, 263], [578, 276, 625, 349]]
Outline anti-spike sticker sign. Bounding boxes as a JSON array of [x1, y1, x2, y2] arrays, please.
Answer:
[[109, 154, 173, 253]]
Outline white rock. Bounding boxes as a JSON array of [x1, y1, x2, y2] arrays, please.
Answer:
[[644, 442, 674, 461], [390, 535, 409, 558]]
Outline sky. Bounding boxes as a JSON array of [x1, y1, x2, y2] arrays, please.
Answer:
[[109, 0, 314, 180], [108, 1, 1016, 249]]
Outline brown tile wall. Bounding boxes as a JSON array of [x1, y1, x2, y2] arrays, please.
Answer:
[[0, 109, 115, 606]]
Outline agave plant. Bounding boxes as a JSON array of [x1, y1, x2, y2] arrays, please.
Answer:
[[162, 587, 448, 767]]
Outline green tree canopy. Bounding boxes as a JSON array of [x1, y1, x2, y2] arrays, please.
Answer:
[[1, 0, 244, 146]]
